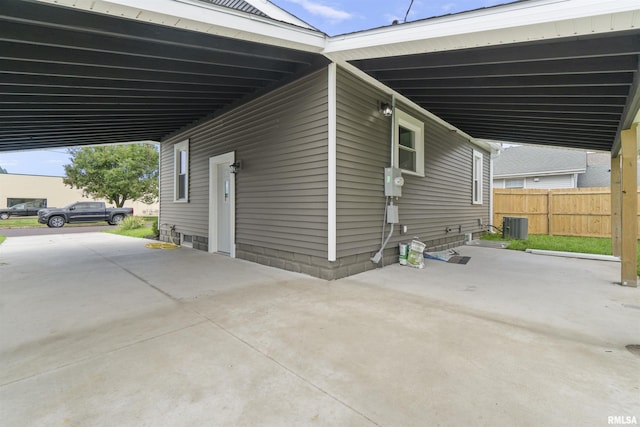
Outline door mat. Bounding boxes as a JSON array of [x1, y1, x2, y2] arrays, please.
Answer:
[[447, 256, 471, 265]]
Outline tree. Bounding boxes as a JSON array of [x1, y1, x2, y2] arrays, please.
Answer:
[[63, 144, 159, 207], [0, 165, 7, 174]]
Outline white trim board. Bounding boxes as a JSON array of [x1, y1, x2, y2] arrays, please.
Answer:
[[327, 63, 337, 262]]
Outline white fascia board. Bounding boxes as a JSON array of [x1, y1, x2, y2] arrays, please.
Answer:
[[494, 169, 587, 179], [324, 0, 640, 61], [35, 0, 326, 53]]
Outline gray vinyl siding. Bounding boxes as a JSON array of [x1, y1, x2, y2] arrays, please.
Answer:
[[335, 67, 490, 258], [159, 69, 328, 257]]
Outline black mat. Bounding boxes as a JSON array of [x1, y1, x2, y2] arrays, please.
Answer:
[[447, 256, 471, 265]]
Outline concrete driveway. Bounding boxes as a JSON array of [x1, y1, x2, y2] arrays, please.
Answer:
[[0, 233, 638, 426]]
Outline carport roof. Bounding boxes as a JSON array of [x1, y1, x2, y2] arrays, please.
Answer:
[[0, 0, 328, 151], [0, 0, 638, 154]]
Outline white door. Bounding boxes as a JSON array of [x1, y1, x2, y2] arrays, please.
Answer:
[[209, 152, 235, 257]]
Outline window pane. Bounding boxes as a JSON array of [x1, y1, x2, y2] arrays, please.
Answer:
[[399, 148, 416, 172], [178, 174, 186, 199], [179, 150, 188, 174], [505, 178, 524, 188], [399, 126, 414, 148]]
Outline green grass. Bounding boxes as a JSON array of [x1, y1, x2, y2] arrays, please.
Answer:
[[0, 235, 5, 245], [0, 217, 45, 228], [105, 226, 154, 239], [0, 215, 157, 229], [482, 233, 640, 276], [0, 217, 107, 228]]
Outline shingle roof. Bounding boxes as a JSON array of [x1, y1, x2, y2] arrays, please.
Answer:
[[493, 145, 586, 177], [194, 0, 267, 17]]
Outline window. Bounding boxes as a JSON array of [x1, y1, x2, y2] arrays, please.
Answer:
[[7, 198, 47, 208], [472, 150, 483, 204], [394, 109, 424, 176], [505, 178, 524, 188], [181, 234, 193, 248], [174, 140, 189, 202]]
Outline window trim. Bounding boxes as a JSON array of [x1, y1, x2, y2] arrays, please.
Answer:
[[394, 109, 425, 177], [472, 149, 483, 205], [174, 139, 189, 202]]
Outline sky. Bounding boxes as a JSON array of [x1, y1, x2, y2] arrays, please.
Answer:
[[268, 0, 508, 35], [0, 0, 507, 177]]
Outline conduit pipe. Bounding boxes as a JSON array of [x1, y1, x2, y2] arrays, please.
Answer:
[[371, 94, 397, 265]]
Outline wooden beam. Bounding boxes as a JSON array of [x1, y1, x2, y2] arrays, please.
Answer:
[[620, 125, 638, 287], [611, 155, 621, 257]]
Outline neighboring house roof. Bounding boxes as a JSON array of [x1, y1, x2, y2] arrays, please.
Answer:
[[193, 0, 317, 29], [194, 0, 268, 17], [493, 145, 586, 178]]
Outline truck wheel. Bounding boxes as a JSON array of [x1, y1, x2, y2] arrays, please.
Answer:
[[110, 214, 124, 225], [48, 216, 65, 228], [0, 213, 9, 220]]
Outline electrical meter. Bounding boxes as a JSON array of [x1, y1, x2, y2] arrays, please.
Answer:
[[384, 167, 403, 197]]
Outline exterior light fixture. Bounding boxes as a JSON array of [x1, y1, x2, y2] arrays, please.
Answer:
[[229, 161, 242, 174], [379, 102, 393, 117]]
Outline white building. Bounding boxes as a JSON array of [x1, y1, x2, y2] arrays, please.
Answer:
[[0, 173, 158, 215]]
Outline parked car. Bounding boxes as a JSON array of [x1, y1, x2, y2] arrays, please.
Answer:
[[0, 203, 43, 220], [37, 202, 134, 228]]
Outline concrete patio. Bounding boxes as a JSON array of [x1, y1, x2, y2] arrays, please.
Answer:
[[0, 233, 638, 426]]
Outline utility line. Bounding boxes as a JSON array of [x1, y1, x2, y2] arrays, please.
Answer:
[[403, 0, 415, 22]]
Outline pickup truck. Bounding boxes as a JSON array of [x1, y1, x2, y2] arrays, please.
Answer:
[[0, 203, 44, 220], [37, 202, 134, 228]]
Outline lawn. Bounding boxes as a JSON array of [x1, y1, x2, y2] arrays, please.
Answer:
[[482, 233, 640, 276], [0, 218, 46, 228], [0, 218, 155, 245], [104, 216, 157, 239], [0, 217, 106, 228], [105, 226, 154, 239], [0, 216, 157, 229]]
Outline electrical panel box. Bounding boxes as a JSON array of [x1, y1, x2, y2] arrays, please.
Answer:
[[384, 167, 404, 197], [386, 205, 399, 224]]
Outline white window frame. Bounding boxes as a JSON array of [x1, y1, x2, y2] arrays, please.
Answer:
[[174, 139, 189, 202], [394, 109, 425, 177], [472, 149, 483, 205]]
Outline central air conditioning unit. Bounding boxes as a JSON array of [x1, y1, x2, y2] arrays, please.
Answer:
[[502, 216, 528, 240]]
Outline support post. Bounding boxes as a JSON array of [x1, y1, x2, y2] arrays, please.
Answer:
[[547, 189, 553, 235], [620, 125, 638, 287], [611, 155, 621, 257]]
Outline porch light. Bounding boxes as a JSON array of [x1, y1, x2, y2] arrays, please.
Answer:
[[229, 161, 242, 174], [379, 102, 393, 117]]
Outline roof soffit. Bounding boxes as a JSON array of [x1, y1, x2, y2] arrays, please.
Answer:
[[32, 0, 326, 52]]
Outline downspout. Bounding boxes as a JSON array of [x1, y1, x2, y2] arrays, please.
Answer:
[[390, 94, 396, 166]]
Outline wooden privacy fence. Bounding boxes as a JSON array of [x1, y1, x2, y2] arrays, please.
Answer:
[[493, 187, 640, 238]]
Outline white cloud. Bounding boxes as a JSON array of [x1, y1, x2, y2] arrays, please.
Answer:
[[441, 3, 456, 12], [45, 159, 66, 165], [287, 0, 351, 22], [0, 157, 19, 168]]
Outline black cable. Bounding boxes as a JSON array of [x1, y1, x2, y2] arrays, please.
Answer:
[[403, 0, 415, 22], [486, 224, 502, 233]]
